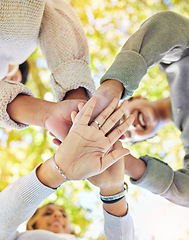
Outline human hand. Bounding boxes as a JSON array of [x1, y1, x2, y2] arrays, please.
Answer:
[[50, 80, 124, 145], [45, 99, 87, 143], [55, 96, 134, 180], [88, 141, 129, 218], [60, 80, 125, 145], [88, 79, 124, 123], [88, 141, 125, 194]]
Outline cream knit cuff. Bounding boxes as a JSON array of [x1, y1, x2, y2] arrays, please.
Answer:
[[50, 60, 96, 101], [0, 80, 34, 129]]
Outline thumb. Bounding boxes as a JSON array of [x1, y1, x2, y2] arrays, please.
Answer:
[[100, 148, 130, 173]]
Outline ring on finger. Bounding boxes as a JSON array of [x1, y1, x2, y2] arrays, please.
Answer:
[[94, 120, 101, 129]]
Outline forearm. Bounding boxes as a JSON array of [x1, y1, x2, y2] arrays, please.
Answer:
[[102, 185, 135, 240], [103, 197, 127, 217], [0, 80, 34, 129], [124, 11, 189, 67], [130, 155, 189, 207], [36, 156, 67, 189], [7, 94, 56, 128], [0, 154, 69, 238], [100, 184, 127, 217], [124, 154, 147, 180], [63, 87, 89, 101]]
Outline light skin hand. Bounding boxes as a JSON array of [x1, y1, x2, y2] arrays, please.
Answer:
[[88, 141, 128, 217], [37, 97, 134, 189], [88, 79, 124, 123], [7, 87, 88, 141], [88, 141, 125, 191], [54, 96, 134, 180], [51, 80, 125, 145]]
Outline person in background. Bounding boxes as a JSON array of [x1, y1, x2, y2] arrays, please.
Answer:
[[100, 11, 189, 207], [26, 203, 75, 237], [0, 97, 135, 240]]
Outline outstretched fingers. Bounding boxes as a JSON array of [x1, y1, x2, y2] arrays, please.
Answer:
[[107, 114, 135, 145], [78, 96, 97, 125], [100, 99, 129, 135], [90, 97, 119, 129]]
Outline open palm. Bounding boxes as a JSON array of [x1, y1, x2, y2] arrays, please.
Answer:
[[88, 141, 125, 190], [55, 97, 134, 180]]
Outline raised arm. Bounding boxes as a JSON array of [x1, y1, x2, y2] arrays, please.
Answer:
[[0, 96, 134, 239], [88, 141, 135, 240], [0, 166, 56, 240], [38, 0, 96, 101], [100, 11, 189, 98], [124, 153, 189, 207], [0, 0, 95, 136]]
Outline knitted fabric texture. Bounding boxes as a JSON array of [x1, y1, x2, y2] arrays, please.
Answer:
[[0, 0, 95, 129]]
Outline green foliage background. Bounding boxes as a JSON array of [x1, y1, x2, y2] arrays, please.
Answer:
[[1, 0, 189, 239]]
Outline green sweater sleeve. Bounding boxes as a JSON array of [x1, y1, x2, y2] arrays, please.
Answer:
[[101, 11, 189, 98], [130, 155, 189, 207]]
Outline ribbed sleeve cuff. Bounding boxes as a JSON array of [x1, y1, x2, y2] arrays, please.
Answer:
[[0, 80, 34, 129], [17, 164, 56, 205], [50, 60, 96, 101], [100, 50, 147, 99], [130, 155, 174, 195], [103, 208, 134, 240]]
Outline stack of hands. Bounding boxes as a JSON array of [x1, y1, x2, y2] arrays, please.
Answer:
[[37, 95, 134, 217]]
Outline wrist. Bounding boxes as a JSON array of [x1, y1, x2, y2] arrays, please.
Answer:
[[36, 157, 67, 189], [124, 154, 147, 180], [101, 184, 128, 217], [52, 154, 69, 181], [96, 79, 124, 100], [7, 94, 55, 128], [100, 183, 127, 203], [100, 183, 125, 197], [63, 87, 89, 101]]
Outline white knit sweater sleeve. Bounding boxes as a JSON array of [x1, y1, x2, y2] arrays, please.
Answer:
[[103, 208, 135, 240], [38, 0, 96, 101], [0, 165, 56, 240], [0, 80, 34, 129]]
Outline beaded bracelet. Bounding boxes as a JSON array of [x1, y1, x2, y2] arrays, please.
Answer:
[[100, 182, 128, 204], [52, 154, 69, 181]]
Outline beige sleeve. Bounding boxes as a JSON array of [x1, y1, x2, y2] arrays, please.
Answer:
[[0, 80, 34, 129], [38, 0, 96, 101], [0, 0, 46, 80]]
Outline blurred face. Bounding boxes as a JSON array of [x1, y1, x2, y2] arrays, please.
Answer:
[[3, 64, 22, 82], [34, 204, 72, 234], [124, 98, 161, 142]]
